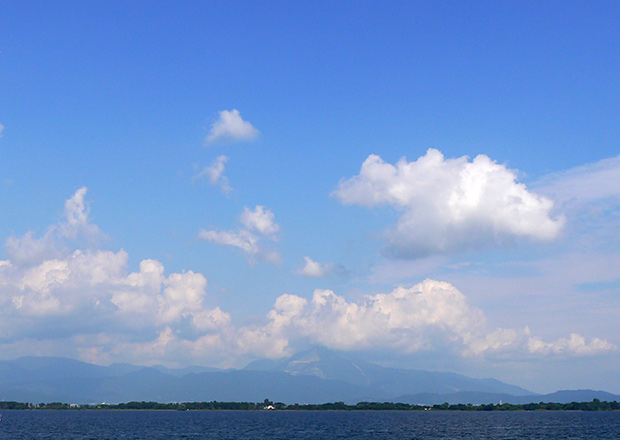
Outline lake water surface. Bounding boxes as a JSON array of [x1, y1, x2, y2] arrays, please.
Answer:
[[1, 410, 619, 439]]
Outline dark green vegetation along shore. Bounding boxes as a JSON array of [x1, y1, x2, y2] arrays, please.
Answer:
[[1, 399, 619, 411]]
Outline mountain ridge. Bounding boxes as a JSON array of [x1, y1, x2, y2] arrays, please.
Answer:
[[245, 346, 533, 396], [1, 349, 617, 405]]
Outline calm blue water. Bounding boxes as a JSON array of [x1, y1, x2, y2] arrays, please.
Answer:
[[1, 410, 619, 439]]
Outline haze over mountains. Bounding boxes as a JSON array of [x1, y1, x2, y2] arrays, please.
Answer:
[[1, 348, 617, 405]]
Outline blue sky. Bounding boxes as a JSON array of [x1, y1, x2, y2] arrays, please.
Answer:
[[1, 1, 620, 393]]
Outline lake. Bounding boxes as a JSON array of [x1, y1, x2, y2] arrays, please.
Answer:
[[1, 410, 619, 439]]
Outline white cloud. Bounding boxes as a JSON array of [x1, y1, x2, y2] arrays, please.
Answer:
[[206, 109, 259, 144], [527, 333, 616, 356], [5, 187, 103, 266], [199, 229, 260, 256], [0, 188, 613, 369], [238, 279, 614, 360], [296, 256, 332, 277], [0, 190, 230, 345], [59, 187, 102, 239], [239, 205, 279, 236], [5, 231, 58, 267], [466, 328, 523, 356], [333, 149, 565, 259], [0, 244, 614, 365], [535, 154, 620, 206], [199, 205, 280, 263], [194, 155, 232, 194], [0, 246, 231, 341], [0, 123, 4, 137]]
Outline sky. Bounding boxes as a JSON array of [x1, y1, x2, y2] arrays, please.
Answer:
[[1, 1, 619, 394]]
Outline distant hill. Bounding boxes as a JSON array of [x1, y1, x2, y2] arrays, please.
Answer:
[[1, 349, 618, 405], [394, 389, 620, 405], [0, 357, 373, 404], [245, 346, 532, 397]]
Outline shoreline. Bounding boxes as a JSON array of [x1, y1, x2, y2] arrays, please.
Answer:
[[2, 399, 619, 412]]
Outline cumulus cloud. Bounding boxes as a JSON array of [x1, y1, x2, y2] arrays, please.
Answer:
[[0, 247, 232, 333], [232, 280, 616, 358], [0, 249, 232, 365], [59, 187, 102, 239], [296, 257, 332, 277], [242, 280, 486, 356], [5, 231, 57, 267], [239, 206, 279, 236], [0, 245, 613, 365], [206, 109, 259, 144], [5, 187, 103, 266], [0, 189, 613, 368], [235, 279, 615, 360], [199, 205, 280, 263], [194, 155, 232, 194], [0, 190, 230, 349], [333, 149, 565, 259], [527, 333, 616, 356]]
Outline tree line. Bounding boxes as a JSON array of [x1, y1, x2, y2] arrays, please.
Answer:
[[1, 398, 619, 411]]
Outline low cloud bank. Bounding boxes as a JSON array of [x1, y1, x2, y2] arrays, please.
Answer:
[[0, 188, 612, 367]]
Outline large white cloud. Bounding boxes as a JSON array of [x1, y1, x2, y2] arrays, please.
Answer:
[[0, 189, 229, 343], [238, 279, 615, 360], [333, 149, 565, 259], [199, 205, 280, 263], [205, 109, 259, 144], [0, 248, 230, 334]]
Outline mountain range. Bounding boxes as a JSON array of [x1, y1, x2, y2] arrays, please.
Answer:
[[1, 347, 617, 405]]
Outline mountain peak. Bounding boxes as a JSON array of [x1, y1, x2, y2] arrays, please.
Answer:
[[244, 346, 533, 397]]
